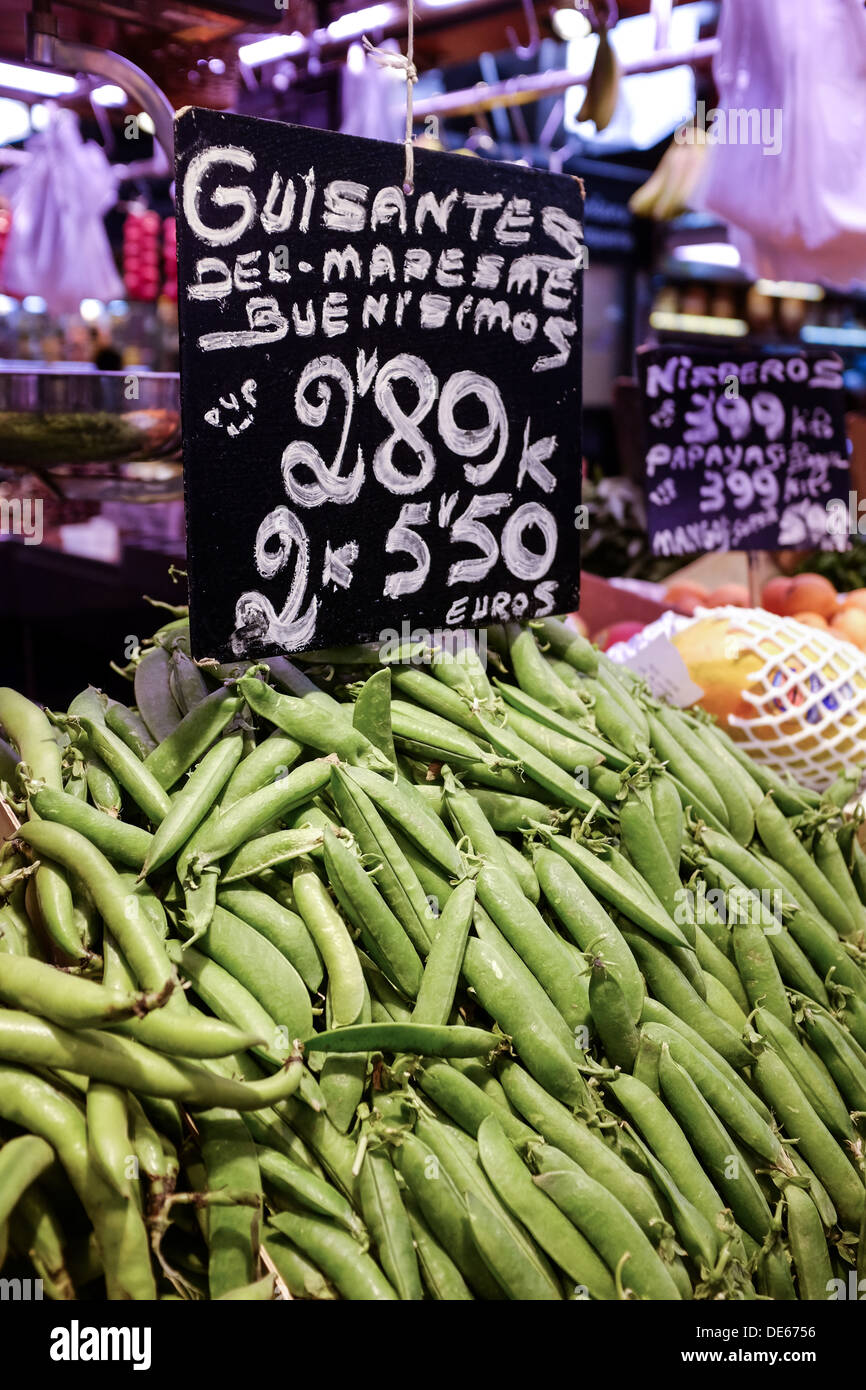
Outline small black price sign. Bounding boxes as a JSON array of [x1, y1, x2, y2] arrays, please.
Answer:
[[637, 345, 849, 557], [175, 108, 584, 660]]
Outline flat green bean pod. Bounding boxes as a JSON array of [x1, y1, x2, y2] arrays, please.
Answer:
[[304, 1022, 499, 1057]]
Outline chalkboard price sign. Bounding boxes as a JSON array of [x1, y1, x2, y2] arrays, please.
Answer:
[[637, 345, 849, 558], [175, 108, 585, 660]]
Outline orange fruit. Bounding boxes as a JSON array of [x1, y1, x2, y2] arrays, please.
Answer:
[[761, 576, 793, 616], [842, 588, 866, 612], [830, 606, 866, 651], [705, 583, 750, 608], [793, 611, 829, 630], [782, 573, 838, 620]]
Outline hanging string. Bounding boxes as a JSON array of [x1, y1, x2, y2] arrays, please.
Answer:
[[362, 0, 417, 193]]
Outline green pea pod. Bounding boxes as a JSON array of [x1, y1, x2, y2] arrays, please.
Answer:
[[142, 734, 245, 879], [815, 828, 866, 937], [658, 1047, 774, 1242], [86, 1081, 133, 1195], [416, 1059, 532, 1145], [0, 688, 63, 787], [639, 998, 772, 1123], [292, 856, 366, 1029], [588, 958, 638, 1070], [8, 1183, 76, 1300], [31, 860, 87, 963], [84, 754, 122, 817], [507, 624, 587, 721], [412, 879, 475, 1026], [75, 717, 170, 825], [754, 1007, 855, 1144], [240, 676, 393, 774], [497, 837, 540, 902], [471, 789, 557, 834], [216, 886, 323, 995], [494, 679, 631, 770], [785, 1184, 834, 1301], [220, 827, 323, 884], [262, 1231, 337, 1300], [184, 761, 332, 874], [343, 764, 463, 878], [475, 715, 608, 818], [0, 954, 171, 1030], [755, 796, 855, 937], [622, 1126, 720, 1273], [730, 917, 794, 1031], [529, 616, 598, 674], [198, 1108, 262, 1299], [402, 1191, 474, 1300], [654, 705, 754, 843], [29, 786, 152, 870], [618, 793, 694, 946], [222, 732, 304, 807], [21, 821, 172, 992], [304, 1022, 498, 1058], [269, 1210, 397, 1300], [800, 1007, 866, 1113], [358, 1143, 423, 1300], [650, 773, 685, 866], [540, 833, 690, 951], [316, 985, 370, 1134], [464, 1191, 561, 1301], [0, 1134, 54, 1227], [352, 668, 397, 767], [168, 645, 210, 715], [258, 1145, 365, 1239], [134, 647, 183, 743], [322, 828, 423, 999], [752, 1047, 865, 1231], [104, 702, 157, 760], [144, 687, 245, 791]]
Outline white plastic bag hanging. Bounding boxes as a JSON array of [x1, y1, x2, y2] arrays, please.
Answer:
[[0, 107, 124, 313], [699, 0, 866, 289]]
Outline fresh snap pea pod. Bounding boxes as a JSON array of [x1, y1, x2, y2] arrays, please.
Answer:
[[476, 864, 589, 1033], [82, 753, 122, 817], [0, 1134, 54, 1228], [642, 1021, 781, 1163], [329, 768, 432, 954], [588, 957, 639, 1070], [465, 1191, 562, 1301], [529, 616, 598, 674], [646, 711, 730, 827], [426, 642, 480, 705], [390, 830, 454, 917], [693, 925, 749, 1011], [73, 717, 170, 825], [477, 1115, 616, 1300], [655, 705, 754, 843], [342, 765, 463, 878], [498, 838, 540, 902], [534, 847, 644, 1024], [815, 828, 866, 937], [198, 1108, 262, 1299], [658, 1048, 774, 1242], [755, 796, 855, 937], [704, 974, 751, 1036], [785, 1184, 834, 1301], [621, 928, 753, 1069], [141, 734, 244, 879], [86, 1081, 133, 1195], [728, 918, 794, 1031], [31, 861, 87, 963], [402, 1191, 474, 1300], [412, 879, 475, 1027], [292, 857, 366, 1029], [217, 886, 322, 995], [269, 1210, 397, 1300], [498, 1064, 667, 1240], [640, 998, 772, 1123], [0, 1008, 305, 1111], [168, 645, 210, 715], [650, 773, 685, 867], [712, 726, 815, 815], [622, 1127, 720, 1273], [606, 1071, 726, 1228], [28, 786, 152, 870], [20, 821, 172, 992], [388, 702, 495, 771], [358, 1143, 423, 1300], [753, 1008, 855, 1143], [463, 937, 588, 1111], [315, 984, 370, 1133], [240, 676, 393, 774], [470, 907, 582, 1059], [0, 954, 170, 1030], [540, 832, 690, 951], [580, 677, 650, 762], [112, 1003, 262, 1059], [221, 731, 303, 808], [322, 829, 423, 999], [800, 1007, 866, 1113], [416, 1059, 532, 1145], [166, 940, 289, 1066], [596, 656, 652, 738], [143, 687, 245, 791], [271, 1092, 361, 1204], [262, 1230, 338, 1300], [533, 1163, 682, 1301], [618, 793, 694, 946], [607, 846, 704, 993], [0, 1065, 155, 1299], [304, 1022, 498, 1058], [220, 827, 324, 884], [134, 647, 183, 743], [104, 702, 157, 760], [494, 679, 631, 771], [215, 1274, 276, 1301], [352, 668, 398, 767], [0, 688, 63, 788], [8, 1183, 76, 1300], [507, 624, 587, 721], [682, 714, 764, 812], [471, 790, 558, 834], [445, 780, 520, 882], [388, 665, 487, 737], [753, 1046, 865, 1231], [258, 1145, 364, 1239], [184, 760, 332, 872], [183, 905, 313, 1046], [476, 715, 608, 818]]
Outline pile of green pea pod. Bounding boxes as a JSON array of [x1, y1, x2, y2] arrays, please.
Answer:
[[0, 608, 865, 1302]]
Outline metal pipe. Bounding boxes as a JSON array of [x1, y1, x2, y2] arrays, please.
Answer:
[[413, 35, 719, 118]]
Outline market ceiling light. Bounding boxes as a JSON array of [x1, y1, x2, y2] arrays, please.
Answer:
[[0, 295, 16, 315], [802, 325, 866, 348], [79, 299, 104, 321], [0, 98, 30, 146], [91, 84, 127, 108], [551, 9, 592, 42], [30, 103, 50, 131], [22, 296, 47, 314], [327, 5, 396, 42], [755, 278, 825, 302], [672, 242, 742, 269], [0, 61, 77, 98], [237, 33, 306, 65], [137, 112, 155, 135], [649, 310, 749, 337]]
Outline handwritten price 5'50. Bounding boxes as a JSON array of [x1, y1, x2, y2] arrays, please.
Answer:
[[232, 351, 561, 653]]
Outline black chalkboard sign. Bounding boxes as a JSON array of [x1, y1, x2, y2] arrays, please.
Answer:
[[637, 345, 849, 558], [175, 108, 584, 660]]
